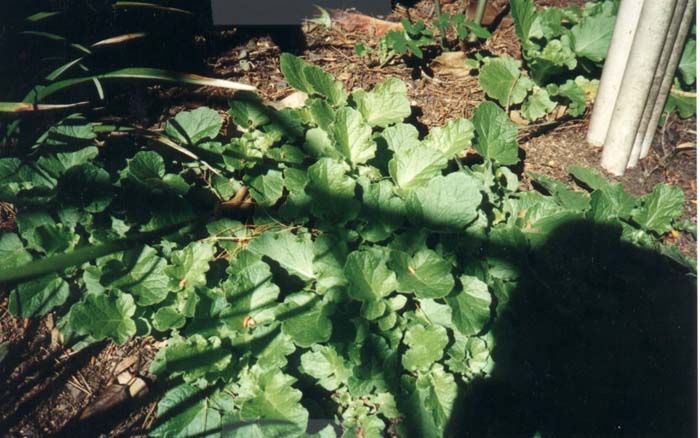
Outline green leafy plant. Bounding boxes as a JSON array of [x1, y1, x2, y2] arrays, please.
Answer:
[[378, 19, 435, 65], [0, 55, 693, 437], [504, 0, 696, 122]]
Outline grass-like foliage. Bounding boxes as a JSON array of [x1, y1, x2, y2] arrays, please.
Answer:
[[0, 54, 695, 437]]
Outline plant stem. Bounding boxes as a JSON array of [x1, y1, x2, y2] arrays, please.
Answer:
[[434, 0, 447, 47], [468, 0, 488, 42]]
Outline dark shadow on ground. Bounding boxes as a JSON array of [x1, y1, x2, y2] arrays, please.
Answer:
[[445, 220, 697, 438]]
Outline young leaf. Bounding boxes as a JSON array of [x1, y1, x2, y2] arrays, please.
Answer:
[[237, 367, 309, 434], [150, 334, 231, 382], [149, 384, 225, 438], [382, 123, 421, 152], [402, 324, 449, 371], [69, 292, 137, 344], [221, 250, 280, 329], [299, 344, 353, 391], [521, 88, 557, 121], [632, 184, 685, 235], [352, 77, 411, 128], [344, 248, 398, 302], [279, 53, 347, 106], [446, 275, 492, 336], [389, 144, 448, 194], [472, 101, 519, 165], [247, 231, 316, 282], [9, 274, 69, 318], [279, 292, 332, 347], [391, 249, 455, 299], [165, 107, 222, 145], [678, 39, 696, 85], [423, 118, 475, 158], [330, 107, 376, 166], [570, 15, 615, 62], [406, 173, 482, 229], [107, 245, 170, 306], [479, 56, 532, 107], [248, 170, 284, 207], [166, 241, 216, 292], [306, 158, 360, 223], [0, 233, 32, 270]]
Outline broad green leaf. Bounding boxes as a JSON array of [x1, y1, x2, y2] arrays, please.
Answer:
[[279, 292, 332, 347], [247, 231, 316, 281], [299, 344, 353, 390], [248, 170, 284, 207], [0, 233, 32, 270], [417, 365, 458, 432], [588, 183, 636, 223], [237, 366, 309, 434], [344, 248, 398, 302], [359, 179, 406, 242], [423, 118, 475, 158], [571, 15, 615, 62], [313, 234, 349, 293], [510, 0, 537, 42], [150, 384, 224, 438], [59, 164, 113, 212], [166, 241, 216, 292], [402, 324, 448, 371], [417, 298, 453, 328], [9, 274, 69, 318], [279, 53, 347, 106], [107, 245, 170, 306], [150, 334, 231, 382], [153, 306, 186, 332], [678, 39, 696, 85], [632, 184, 685, 235], [381, 123, 421, 151], [391, 249, 454, 298], [306, 158, 360, 223], [479, 57, 532, 107], [221, 250, 280, 329], [120, 150, 163, 184], [406, 172, 482, 229], [446, 275, 492, 336], [36, 146, 98, 178], [280, 53, 313, 92], [352, 77, 411, 127], [446, 333, 494, 378], [555, 78, 587, 116], [568, 165, 609, 191], [521, 88, 557, 121], [304, 127, 338, 159], [330, 107, 375, 166], [18, 217, 79, 256], [165, 107, 222, 145], [472, 101, 519, 165], [229, 97, 270, 129], [389, 144, 448, 193], [0, 158, 56, 203], [69, 292, 136, 344]]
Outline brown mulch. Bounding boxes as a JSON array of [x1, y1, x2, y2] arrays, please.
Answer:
[[0, 0, 696, 436]]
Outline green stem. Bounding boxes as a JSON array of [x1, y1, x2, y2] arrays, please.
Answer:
[[434, 0, 447, 46], [0, 219, 200, 284], [469, 0, 488, 42]]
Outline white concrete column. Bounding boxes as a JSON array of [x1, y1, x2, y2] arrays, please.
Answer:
[[639, 0, 696, 160], [601, 0, 678, 176], [587, 0, 645, 147], [627, 0, 690, 168]]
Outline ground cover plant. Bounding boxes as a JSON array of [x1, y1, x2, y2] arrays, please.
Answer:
[[481, 0, 697, 122], [0, 51, 695, 437]]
